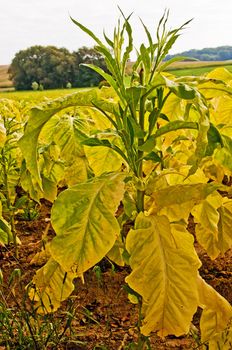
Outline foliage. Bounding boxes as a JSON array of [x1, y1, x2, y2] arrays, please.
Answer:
[[8, 45, 109, 90], [17, 11, 232, 348], [73, 46, 110, 87]]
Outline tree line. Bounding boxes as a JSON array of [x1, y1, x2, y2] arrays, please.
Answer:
[[166, 46, 232, 61], [8, 45, 108, 90]]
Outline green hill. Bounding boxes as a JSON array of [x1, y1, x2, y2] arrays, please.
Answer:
[[166, 46, 232, 61]]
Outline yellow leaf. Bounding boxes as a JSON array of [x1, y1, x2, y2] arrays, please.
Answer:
[[50, 172, 125, 275], [192, 196, 232, 259], [150, 183, 219, 214], [162, 93, 184, 121], [208, 325, 232, 350], [217, 199, 232, 254], [125, 213, 201, 337], [30, 258, 75, 312], [84, 144, 123, 176], [107, 238, 125, 266], [197, 275, 232, 343], [206, 68, 232, 84]]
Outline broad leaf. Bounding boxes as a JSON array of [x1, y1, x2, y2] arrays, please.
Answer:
[[126, 213, 201, 337], [50, 172, 125, 274], [192, 193, 222, 259], [149, 183, 219, 212], [30, 257, 75, 312], [215, 134, 232, 171], [107, 237, 125, 266], [197, 275, 232, 343], [18, 89, 103, 190], [192, 195, 232, 259], [84, 143, 123, 176]]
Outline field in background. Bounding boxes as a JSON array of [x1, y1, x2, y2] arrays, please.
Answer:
[[0, 87, 90, 102], [0, 65, 13, 90], [167, 59, 232, 76], [1, 60, 232, 93]]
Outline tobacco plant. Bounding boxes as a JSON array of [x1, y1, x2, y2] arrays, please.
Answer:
[[0, 99, 25, 254], [19, 11, 232, 348]]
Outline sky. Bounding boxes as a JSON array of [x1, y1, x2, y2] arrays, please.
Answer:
[[1, 0, 232, 64]]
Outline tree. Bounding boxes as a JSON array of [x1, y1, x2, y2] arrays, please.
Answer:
[[72, 46, 109, 87], [8, 46, 76, 90], [9, 45, 108, 90]]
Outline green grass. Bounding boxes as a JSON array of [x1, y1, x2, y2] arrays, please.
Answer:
[[170, 64, 232, 77]]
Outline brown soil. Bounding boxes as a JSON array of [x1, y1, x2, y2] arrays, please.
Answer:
[[0, 200, 231, 350]]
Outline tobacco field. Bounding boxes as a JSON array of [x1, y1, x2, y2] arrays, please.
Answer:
[[0, 12, 232, 350]]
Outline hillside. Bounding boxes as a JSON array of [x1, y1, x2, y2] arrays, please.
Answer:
[[166, 46, 232, 61], [0, 65, 13, 90]]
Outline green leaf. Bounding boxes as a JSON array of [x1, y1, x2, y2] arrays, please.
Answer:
[[126, 213, 201, 336], [143, 151, 162, 162], [205, 123, 223, 156], [158, 56, 197, 73], [50, 172, 126, 275], [164, 77, 198, 100], [126, 86, 146, 114], [81, 63, 121, 97]]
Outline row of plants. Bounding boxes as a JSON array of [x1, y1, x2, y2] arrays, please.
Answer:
[[1, 11, 232, 349]]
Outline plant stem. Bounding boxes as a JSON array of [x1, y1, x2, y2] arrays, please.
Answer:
[[136, 91, 146, 213], [1, 149, 18, 258]]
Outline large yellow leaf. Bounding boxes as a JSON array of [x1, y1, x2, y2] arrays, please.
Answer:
[[211, 95, 232, 126], [197, 275, 232, 344], [50, 172, 125, 275], [125, 213, 201, 337], [161, 93, 184, 121], [30, 257, 75, 312], [149, 183, 219, 220], [206, 68, 232, 84], [84, 143, 123, 176], [192, 196, 232, 259], [192, 193, 222, 259]]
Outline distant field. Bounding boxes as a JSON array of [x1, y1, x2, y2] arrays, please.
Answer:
[[0, 87, 91, 102], [0, 65, 13, 90], [1, 60, 232, 94], [167, 60, 232, 76]]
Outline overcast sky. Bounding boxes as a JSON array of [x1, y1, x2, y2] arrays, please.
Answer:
[[1, 0, 232, 64]]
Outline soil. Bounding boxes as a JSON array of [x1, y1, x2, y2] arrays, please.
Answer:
[[0, 199, 231, 350]]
